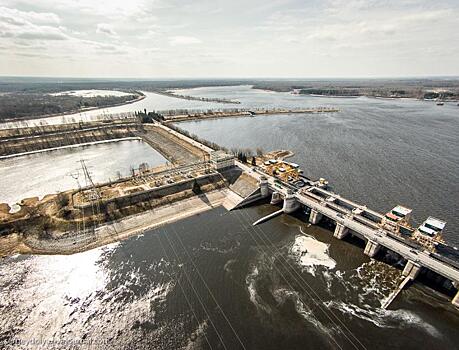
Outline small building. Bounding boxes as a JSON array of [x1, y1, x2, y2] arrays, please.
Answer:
[[381, 205, 412, 233], [210, 150, 235, 170], [413, 216, 446, 251]]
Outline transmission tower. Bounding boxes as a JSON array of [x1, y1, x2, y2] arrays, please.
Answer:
[[69, 169, 85, 235], [80, 159, 102, 232]]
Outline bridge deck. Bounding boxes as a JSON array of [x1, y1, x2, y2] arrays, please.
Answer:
[[249, 166, 459, 284]]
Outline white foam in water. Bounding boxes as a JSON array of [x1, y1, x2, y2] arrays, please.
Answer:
[[245, 264, 271, 314], [290, 230, 336, 276], [326, 300, 441, 338], [273, 287, 335, 339]]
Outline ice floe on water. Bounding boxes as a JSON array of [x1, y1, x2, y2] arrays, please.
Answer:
[[290, 231, 336, 276]]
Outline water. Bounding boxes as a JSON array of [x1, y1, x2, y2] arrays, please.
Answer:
[[0, 85, 333, 129], [1, 207, 458, 349], [0, 140, 167, 207], [0, 91, 226, 129], [1, 85, 458, 349], [176, 86, 459, 245]]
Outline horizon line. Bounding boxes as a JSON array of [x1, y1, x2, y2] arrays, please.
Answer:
[[1, 74, 459, 81]]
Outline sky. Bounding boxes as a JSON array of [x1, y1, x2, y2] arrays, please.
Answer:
[[0, 0, 458, 78]]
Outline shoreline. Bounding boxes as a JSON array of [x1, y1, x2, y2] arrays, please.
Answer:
[[285, 90, 458, 103], [1, 189, 228, 257], [153, 89, 241, 104], [164, 108, 339, 123], [0, 93, 145, 127], [0, 137, 142, 160]]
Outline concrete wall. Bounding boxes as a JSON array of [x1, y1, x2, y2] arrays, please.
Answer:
[[76, 173, 223, 216]]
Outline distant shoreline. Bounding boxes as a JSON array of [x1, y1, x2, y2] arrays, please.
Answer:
[[0, 92, 145, 126]]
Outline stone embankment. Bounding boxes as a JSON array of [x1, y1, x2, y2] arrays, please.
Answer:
[[140, 124, 208, 165], [0, 169, 230, 256], [160, 107, 339, 123]]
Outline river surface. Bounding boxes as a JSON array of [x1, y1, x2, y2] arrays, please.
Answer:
[[1, 208, 458, 349], [176, 86, 459, 246], [0, 140, 167, 207], [1, 85, 458, 349]]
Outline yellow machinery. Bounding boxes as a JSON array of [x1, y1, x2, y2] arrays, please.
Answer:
[[263, 159, 300, 182]]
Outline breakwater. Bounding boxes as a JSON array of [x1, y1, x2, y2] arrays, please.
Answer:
[[153, 90, 241, 104], [157, 107, 339, 122]]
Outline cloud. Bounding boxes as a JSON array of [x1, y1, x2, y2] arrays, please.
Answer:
[[0, 6, 67, 40], [96, 23, 117, 37], [16, 27, 68, 40], [169, 35, 202, 46], [0, 6, 61, 26], [0, 0, 458, 77]]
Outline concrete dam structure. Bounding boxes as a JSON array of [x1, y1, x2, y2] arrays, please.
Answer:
[[3, 116, 457, 312], [239, 163, 459, 309]]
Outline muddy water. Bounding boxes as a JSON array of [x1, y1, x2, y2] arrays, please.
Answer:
[[1, 206, 458, 349]]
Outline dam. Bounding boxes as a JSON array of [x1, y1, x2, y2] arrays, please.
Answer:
[[243, 165, 459, 308], [1, 112, 458, 312], [138, 120, 459, 309]]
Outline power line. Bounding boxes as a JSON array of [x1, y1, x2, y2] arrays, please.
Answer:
[[195, 204, 344, 348], [232, 209, 346, 348], [155, 230, 213, 350], [236, 208, 367, 350], [169, 224, 247, 349], [159, 226, 228, 350]]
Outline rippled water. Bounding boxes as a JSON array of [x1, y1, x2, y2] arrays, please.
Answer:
[[0, 140, 167, 207], [1, 86, 458, 349], [176, 86, 459, 245], [2, 207, 458, 349]]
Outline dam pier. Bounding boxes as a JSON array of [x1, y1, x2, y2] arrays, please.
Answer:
[[236, 162, 459, 309]]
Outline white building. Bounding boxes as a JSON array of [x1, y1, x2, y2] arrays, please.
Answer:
[[210, 150, 235, 170]]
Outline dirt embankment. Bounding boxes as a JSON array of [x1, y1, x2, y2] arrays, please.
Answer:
[[0, 121, 140, 156], [0, 172, 228, 257]]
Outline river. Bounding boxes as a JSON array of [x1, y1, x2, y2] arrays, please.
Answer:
[[1, 85, 458, 349], [176, 86, 459, 246]]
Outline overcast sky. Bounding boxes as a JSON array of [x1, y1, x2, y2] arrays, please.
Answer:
[[0, 0, 458, 78]]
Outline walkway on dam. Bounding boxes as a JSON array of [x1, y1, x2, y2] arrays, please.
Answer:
[[237, 161, 459, 285]]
